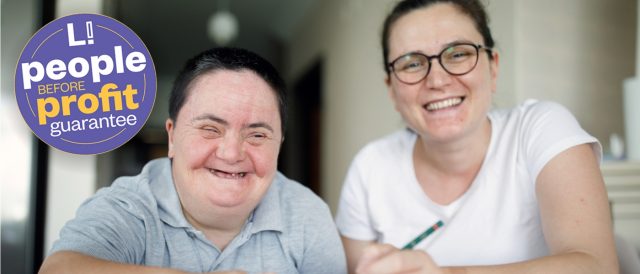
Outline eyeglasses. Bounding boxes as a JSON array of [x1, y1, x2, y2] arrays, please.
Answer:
[[387, 43, 492, 85]]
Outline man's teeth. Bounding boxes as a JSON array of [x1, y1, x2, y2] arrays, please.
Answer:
[[230, 172, 246, 178], [209, 169, 247, 178], [426, 97, 462, 111]]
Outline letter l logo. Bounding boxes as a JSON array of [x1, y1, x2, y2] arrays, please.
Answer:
[[67, 23, 86, 46]]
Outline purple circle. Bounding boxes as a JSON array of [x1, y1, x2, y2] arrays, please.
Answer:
[[15, 14, 156, 154]]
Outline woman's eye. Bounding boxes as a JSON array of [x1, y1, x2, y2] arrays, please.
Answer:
[[401, 60, 425, 71], [445, 48, 474, 63], [451, 51, 471, 59], [405, 62, 422, 69]]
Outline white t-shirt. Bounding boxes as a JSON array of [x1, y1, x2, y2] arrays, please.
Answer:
[[335, 99, 601, 266]]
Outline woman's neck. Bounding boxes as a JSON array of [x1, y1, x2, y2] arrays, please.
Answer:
[[412, 118, 492, 204], [415, 118, 492, 174]]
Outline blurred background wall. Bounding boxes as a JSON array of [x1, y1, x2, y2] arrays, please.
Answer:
[[1, 0, 638, 273]]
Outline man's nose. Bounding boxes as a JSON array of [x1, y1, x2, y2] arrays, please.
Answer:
[[215, 134, 245, 163]]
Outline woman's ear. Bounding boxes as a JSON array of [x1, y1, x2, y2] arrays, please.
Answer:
[[490, 50, 500, 93], [386, 75, 401, 113]]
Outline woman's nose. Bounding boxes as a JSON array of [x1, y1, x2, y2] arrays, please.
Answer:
[[424, 60, 453, 89]]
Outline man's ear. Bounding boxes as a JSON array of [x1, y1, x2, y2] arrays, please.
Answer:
[[166, 118, 175, 158]]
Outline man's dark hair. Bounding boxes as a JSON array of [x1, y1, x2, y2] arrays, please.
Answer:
[[169, 47, 287, 134]]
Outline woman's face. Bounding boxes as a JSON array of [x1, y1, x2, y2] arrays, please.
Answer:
[[386, 3, 499, 143]]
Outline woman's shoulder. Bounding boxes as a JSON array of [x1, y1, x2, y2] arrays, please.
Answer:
[[357, 129, 415, 158], [491, 98, 570, 116], [489, 99, 576, 128]]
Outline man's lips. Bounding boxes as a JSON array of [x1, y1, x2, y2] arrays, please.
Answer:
[[208, 168, 247, 179]]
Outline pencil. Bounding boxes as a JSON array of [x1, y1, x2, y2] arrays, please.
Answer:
[[401, 220, 444, 250]]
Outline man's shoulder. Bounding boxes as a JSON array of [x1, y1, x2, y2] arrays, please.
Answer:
[[269, 173, 337, 240], [271, 173, 327, 211], [90, 158, 170, 215], [108, 158, 170, 191], [268, 173, 335, 231]]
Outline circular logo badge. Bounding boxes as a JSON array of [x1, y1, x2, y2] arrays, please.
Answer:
[[15, 14, 156, 155]]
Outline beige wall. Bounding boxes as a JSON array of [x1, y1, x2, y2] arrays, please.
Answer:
[[286, 0, 401, 213], [287, 0, 635, 213], [486, 0, 517, 108], [514, 0, 634, 150]]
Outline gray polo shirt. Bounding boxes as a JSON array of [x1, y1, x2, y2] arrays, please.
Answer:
[[51, 158, 346, 273]]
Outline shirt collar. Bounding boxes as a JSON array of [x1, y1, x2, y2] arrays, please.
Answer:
[[149, 158, 284, 233], [148, 158, 191, 228], [248, 172, 284, 233]]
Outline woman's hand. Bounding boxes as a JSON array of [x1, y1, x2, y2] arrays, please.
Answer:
[[355, 243, 444, 274]]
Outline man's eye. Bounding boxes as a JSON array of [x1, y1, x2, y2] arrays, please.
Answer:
[[200, 126, 222, 137], [246, 132, 270, 145], [249, 133, 267, 139]]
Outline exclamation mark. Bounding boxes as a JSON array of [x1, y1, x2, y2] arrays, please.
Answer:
[[86, 21, 94, 45]]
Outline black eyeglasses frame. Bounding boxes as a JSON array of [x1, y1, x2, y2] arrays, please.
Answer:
[[387, 43, 493, 85]]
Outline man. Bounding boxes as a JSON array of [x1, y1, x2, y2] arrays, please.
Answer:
[[39, 47, 347, 274]]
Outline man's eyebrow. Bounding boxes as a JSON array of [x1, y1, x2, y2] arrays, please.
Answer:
[[192, 114, 274, 133], [192, 114, 228, 126], [247, 122, 274, 133]]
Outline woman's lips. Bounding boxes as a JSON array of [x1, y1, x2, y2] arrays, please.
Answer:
[[424, 96, 464, 111]]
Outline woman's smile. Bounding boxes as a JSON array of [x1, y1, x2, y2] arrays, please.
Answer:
[[424, 96, 465, 111]]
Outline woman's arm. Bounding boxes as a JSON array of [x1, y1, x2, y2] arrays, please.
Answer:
[[343, 236, 377, 274], [355, 144, 619, 274], [531, 143, 618, 273]]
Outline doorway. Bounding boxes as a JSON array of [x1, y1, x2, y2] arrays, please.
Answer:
[[279, 60, 323, 196]]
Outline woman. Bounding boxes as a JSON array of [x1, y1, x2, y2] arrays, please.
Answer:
[[335, 0, 618, 273]]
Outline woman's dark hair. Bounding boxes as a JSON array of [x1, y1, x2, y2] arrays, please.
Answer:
[[169, 47, 287, 134], [381, 0, 495, 74]]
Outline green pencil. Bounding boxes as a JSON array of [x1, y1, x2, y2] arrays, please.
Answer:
[[402, 220, 444, 250]]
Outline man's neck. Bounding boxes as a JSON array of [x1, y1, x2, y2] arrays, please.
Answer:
[[183, 206, 253, 251]]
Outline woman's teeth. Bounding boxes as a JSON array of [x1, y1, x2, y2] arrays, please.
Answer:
[[426, 97, 463, 111]]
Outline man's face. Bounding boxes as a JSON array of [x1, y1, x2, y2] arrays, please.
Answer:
[[166, 69, 282, 223]]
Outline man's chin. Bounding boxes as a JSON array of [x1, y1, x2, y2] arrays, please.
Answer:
[[207, 194, 255, 209]]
